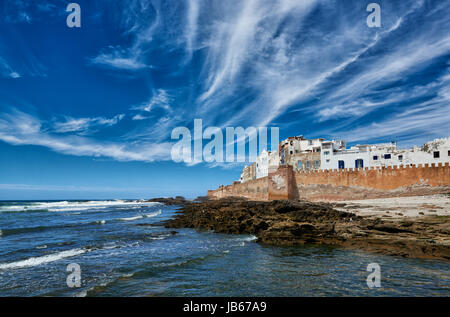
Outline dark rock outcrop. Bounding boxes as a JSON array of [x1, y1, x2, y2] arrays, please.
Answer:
[[147, 196, 189, 205], [165, 199, 450, 261]]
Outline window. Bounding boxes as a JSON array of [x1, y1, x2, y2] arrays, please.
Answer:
[[338, 160, 345, 169], [315, 160, 320, 168], [326, 159, 330, 163], [324, 151, 330, 156], [448, 150, 450, 156], [384, 154, 391, 159], [290, 151, 293, 155], [297, 161, 302, 169], [309, 140, 313, 145], [398, 155, 403, 161], [355, 159, 364, 168], [306, 161, 311, 168], [373, 155, 378, 160], [434, 151, 440, 158]]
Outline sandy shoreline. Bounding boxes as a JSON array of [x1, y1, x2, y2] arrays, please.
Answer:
[[334, 194, 450, 219]]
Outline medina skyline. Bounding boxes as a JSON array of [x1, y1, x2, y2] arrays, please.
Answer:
[[0, 0, 449, 199]]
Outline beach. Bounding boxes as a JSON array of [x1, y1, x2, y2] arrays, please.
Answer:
[[334, 194, 450, 218]]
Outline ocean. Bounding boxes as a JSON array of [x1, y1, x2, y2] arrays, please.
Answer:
[[0, 200, 449, 296]]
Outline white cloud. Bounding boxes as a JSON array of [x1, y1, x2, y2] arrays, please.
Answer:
[[9, 72, 21, 79], [12, 0, 446, 167], [322, 78, 450, 146], [0, 52, 47, 78], [53, 114, 125, 133], [333, 102, 450, 146], [0, 57, 21, 79], [132, 114, 147, 121], [90, 0, 160, 71], [90, 47, 149, 71], [0, 110, 171, 163], [316, 35, 450, 122], [185, 0, 200, 59], [186, 0, 449, 136], [131, 89, 172, 113], [198, 0, 266, 102]]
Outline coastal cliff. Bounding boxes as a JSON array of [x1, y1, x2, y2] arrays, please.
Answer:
[[165, 198, 450, 261]]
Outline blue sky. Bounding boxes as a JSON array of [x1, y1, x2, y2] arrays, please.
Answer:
[[0, 0, 449, 200]]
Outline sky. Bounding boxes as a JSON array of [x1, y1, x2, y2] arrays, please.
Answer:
[[0, 0, 449, 200]]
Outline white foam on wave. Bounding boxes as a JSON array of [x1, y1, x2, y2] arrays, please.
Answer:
[[149, 233, 171, 240], [117, 210, 162, 222], [145, 210, 162, 218], [0, 248, 86, 270], [101, 242, 120, 250], [118, 215, 144, 221], [0, 200, 161, 213], [234, 235, 258, 242]]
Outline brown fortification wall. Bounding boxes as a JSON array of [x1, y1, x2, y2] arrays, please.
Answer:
[[295, 162, 450, 201], [208, 163, 450, 201], [208, 177, 269, 201]]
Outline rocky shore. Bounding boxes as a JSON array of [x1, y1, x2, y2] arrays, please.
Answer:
[[147, 196, 189, 205], [165, 198, 450, 261], [147, 196, 210, 205]]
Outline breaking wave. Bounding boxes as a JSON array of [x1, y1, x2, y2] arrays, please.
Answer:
[[0, 200, 161, 213], [0, 248, 86, 270], [117, 210, 161, 221], [235, 235, 258, 242], [0, 239, 146, 270], [118, 215, 144, 221], [145, 210, 162, 218]]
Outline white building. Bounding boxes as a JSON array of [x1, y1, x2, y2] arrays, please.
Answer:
[[279, 136, 324, 160], [255, 149, 269, 179], [268, 150, 280, 171], [255, 149, 279, 179], [320, 138, 450, 170], [239, 136, 449, 183]]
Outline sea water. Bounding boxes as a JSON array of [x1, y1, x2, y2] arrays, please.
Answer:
[[0, 200, 448, 296]]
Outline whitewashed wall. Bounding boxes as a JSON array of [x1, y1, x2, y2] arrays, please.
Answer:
[[321, 138, 450, 170]]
